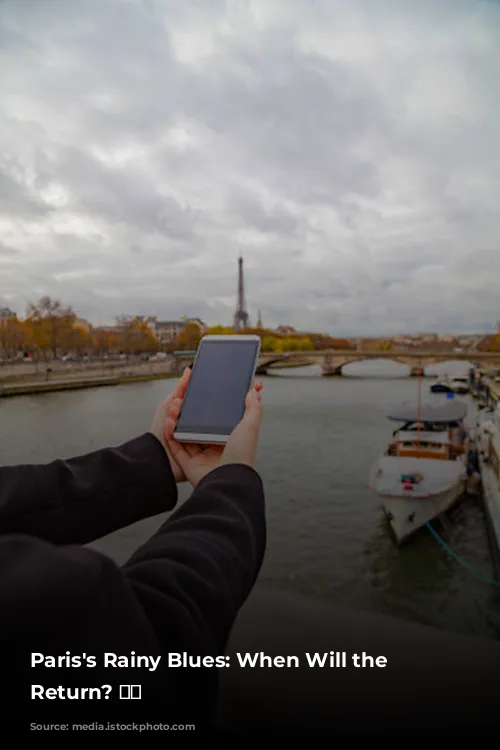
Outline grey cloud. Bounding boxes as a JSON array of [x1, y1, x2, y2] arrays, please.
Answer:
[[1, 0, 500, 333], [0, 242, 22, 257], [229, 187, 297, 235], [44, 146, 198, 239], [0, 166, 48, 218], [177, 48, 385, 206]]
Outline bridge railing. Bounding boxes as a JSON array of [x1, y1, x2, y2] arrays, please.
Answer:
[[258, 349, 500, 359]]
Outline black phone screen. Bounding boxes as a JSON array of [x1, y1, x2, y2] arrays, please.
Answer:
[[175, 338, 260, 436]]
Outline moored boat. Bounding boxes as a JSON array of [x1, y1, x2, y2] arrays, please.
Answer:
[[430, 378, 451, 393], [430, 376, 469, 394], [369, 401, 469, 543], [449, 376, 470, 394]]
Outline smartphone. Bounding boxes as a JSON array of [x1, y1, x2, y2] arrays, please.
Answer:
[[173, 334, 261, 444]]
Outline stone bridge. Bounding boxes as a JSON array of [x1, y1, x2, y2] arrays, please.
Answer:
[[173, 349, 500, 376], [256, 350, 500, 376]]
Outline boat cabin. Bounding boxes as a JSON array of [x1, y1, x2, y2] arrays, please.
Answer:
[[385, 401, 468, 462], [387, 430, 452, 460]]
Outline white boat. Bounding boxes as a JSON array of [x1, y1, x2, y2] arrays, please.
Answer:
[[449, 376, 470, 394], [369, 401, 469, 543], [430, 375, 470, 394], [430, 377, 452, 393]]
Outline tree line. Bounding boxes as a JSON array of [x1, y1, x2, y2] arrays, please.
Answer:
[[0, 297, 357, 359], [476, 334, 500, 352], [178, 324, 355, 353], [0, 297, 157, 359], [4, 296, 497, 360]]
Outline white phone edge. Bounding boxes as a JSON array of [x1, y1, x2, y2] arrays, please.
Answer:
[[172, 432, 230, 444], [199, 334, 262, 342], [173, 334, 261, 445]]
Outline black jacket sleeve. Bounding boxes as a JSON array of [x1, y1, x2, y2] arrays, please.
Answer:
[[0, 433, 177, 545], [1, 463, 266, 730]]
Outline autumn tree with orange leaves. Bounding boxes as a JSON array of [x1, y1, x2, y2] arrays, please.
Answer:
[[115, 316, 159, 355], [0, 315, 28, 357], [205, 326, 353, 352], [477, 334, 500, 352], [174, 322, 203, 351], [24, 296, 80, 359]]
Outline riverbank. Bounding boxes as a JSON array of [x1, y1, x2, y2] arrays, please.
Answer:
[[0, 357, 181, 384], [0, 370, 181, 397]]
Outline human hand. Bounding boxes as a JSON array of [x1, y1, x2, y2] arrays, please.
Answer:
[[149, 367, 192, 483], [165, 381, 264, 488]]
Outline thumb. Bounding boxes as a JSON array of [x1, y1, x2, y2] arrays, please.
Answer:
[[220, 388, 263, 469], [241, 389, 263, 430]]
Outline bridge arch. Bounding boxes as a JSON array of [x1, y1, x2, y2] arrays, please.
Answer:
[[253, 353, 485, 377], [338, 358, 413, 377]]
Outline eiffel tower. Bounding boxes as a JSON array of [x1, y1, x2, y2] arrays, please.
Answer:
[[233, 256, 250, 331]]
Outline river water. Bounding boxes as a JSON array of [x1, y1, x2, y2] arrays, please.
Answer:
[[2, 359, 500, 641]]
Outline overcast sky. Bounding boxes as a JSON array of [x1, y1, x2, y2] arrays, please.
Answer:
[[1, 0, 500, 335]]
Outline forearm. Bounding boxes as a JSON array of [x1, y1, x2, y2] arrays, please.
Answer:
[[0, 433, 178, 545], [123, 463, 266, 655], [2, 536, 209, 724], [3, 464, 266, 723]]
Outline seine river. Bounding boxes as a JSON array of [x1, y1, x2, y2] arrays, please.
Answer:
[[2, 359, 500, 641]]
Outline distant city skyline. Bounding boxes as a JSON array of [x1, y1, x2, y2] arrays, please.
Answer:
[[1, 299, 497, 342]]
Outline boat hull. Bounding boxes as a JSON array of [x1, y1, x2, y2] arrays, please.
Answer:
[[379, 481, 466, 543]]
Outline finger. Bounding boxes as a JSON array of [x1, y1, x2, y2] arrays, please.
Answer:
[[242, 389, 263, 429], [166, 397, 182, 421], [181, 441, 204, 457], [205, 445, 224, 457], [176, 366, 191, 397], [165, 414, 203, 455], [168, 367, 191, 402], [165, 416, 179, 441], [165, 403, 181, 436], [248, 387, 263, 408], [254, 380, 264, 392], [165, 430, 190, 463], [167, 440, 191, 470]]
